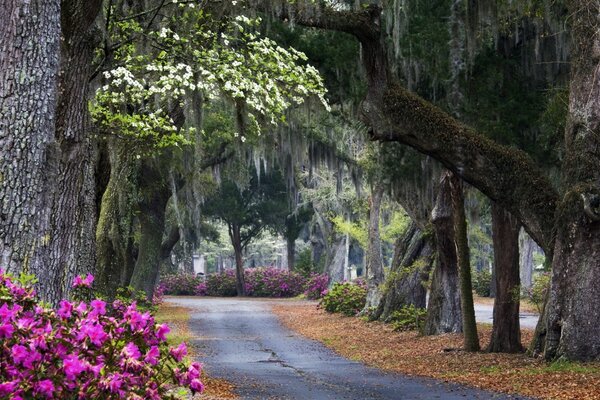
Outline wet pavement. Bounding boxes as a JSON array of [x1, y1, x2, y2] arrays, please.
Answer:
[[167, 297, 530, 400]]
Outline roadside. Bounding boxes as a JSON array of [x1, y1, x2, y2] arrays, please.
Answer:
[[271, 301, 600, 400], [156, 303, 238, 400]]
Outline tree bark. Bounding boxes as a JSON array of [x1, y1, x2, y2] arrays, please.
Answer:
[[425, 171, 462, 335], [363, 185, 385, 311], [286, 235, 295, 271], [373, 222, 433, 321], [450, 173, 480, 352], [230, 224, 246, 296], [129, 157, 171, 300], [488, 203, 523, 353], [518, 229, 535, 290], [0, 0, 61, 278], [542, 0, 600, 361]]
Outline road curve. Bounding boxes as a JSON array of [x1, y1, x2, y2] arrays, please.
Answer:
[[167, 297, 528, 400]]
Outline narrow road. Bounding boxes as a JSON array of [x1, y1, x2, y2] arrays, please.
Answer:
[[167, 297, 529, 400], [474, 304, 539, 329]]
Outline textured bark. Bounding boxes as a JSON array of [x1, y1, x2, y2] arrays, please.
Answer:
[[0, 0, 101, 303], [0, 0, 61, 275], [364, 185, 385, 311], [373, 222, 433, 321], [41, 0, 103, 303], [129, 158, 171, 300], [488, 203, 523, 353], [518, 230, 535, 290], [95, 141, 138, 299], [542, 0, 600, 361], [450, 174, 480, 352], [425, 171, 462, 335]]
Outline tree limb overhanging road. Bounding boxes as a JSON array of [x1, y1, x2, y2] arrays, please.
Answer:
[[167, 297, 531, 400]]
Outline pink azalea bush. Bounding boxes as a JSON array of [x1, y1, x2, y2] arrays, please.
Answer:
[[0, 270, 204, 399], [303, 273, 329, 300], [190, 268, 329, 299], [158, 274, 201, 296]]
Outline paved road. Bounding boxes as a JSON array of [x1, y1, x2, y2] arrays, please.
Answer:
[[474, 304, 539, 329], [167, 297, 529, 400]]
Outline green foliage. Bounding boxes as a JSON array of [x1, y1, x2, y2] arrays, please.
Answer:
[[473, 268, 492, 297], [331, 215, 368, 248], [319, 281, 367, 316], [115, 286, 157, 312], [295, 248, 316, 277], [386, 305, 427, 333], [380, 210, 410, 243], [527, 272, 551, 313]]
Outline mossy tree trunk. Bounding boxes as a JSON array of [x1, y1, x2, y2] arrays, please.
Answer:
[[363, 184, 385, 312], [425, 171, 462, 335], [488, 203, 522, 353], [372, 222, 433, 321], [542, 0, 600, 361], [129, 157, 171, 300], [449, 173, 480, 352]]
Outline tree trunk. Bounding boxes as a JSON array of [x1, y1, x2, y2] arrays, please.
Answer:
[[425, 171, 462, 335], [287, 235, 295, 271], [129, 158, 171, 300], [450, 173, 480, 352], [542, 0, 600, 361], [372, 222, 433, 321], [364, 185, 385, 311], [518, 229, 535, 290], [488, 203, 522, 353], [0, 0, 61, 279], [230, 224, 246, 296], [95, 140, 138, 299]]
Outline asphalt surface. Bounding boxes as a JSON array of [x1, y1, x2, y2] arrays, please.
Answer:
[[167, 297, 530, 400], [474, 304, 539, 329]]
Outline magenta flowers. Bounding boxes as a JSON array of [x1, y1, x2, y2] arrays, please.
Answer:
[[0, 270, 203, 399]]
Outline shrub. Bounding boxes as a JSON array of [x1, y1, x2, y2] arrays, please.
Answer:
[[473, 268, 492, 297], [387, 305, 427, 333], [244, 268, 306, 297], [526, 272, 551, 313], [159, 273, 201, 296], [304, 273, 329, 300], [319, 281, 367, 316], [0, 270, 203, 399], [204, 270, 238, 297]]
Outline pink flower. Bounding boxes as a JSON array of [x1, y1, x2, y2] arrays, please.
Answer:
[[73, 273, 94, 288], [170, 342, 187, 362], [0, 322, 14, 338], [144, 346, 160, 365], [156, 323, 170, 341], [11, 344, 28, 365], [190, 378, 204, 393], [63, 354, 86, 380], [122, 342, 141, 360], [34, 379, 54, 398], [0, 381, 18, 396], [90, 299, 106, 316], [57, 300, 73, 319]]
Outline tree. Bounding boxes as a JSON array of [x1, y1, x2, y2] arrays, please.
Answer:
[[0, 0, 102, 304], [253, 0, 600, 361], [203, 166, 289, 295]]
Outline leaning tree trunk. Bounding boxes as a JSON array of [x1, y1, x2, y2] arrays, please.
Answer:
[[363, 185, 385, 312], [373, 222, 434, 321], [488, 203, 522, 353], [425, 171, 462, 335], [0, 0, 60, 279], [542, 0, 600, 361], [450, 173, 480, 352]]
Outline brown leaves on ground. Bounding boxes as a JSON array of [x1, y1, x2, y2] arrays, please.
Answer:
[[272, 302, 600, 400]]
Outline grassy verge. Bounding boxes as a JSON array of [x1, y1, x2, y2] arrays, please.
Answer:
[[271, 302, 600, 400], [156, 303, 237, 400]]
